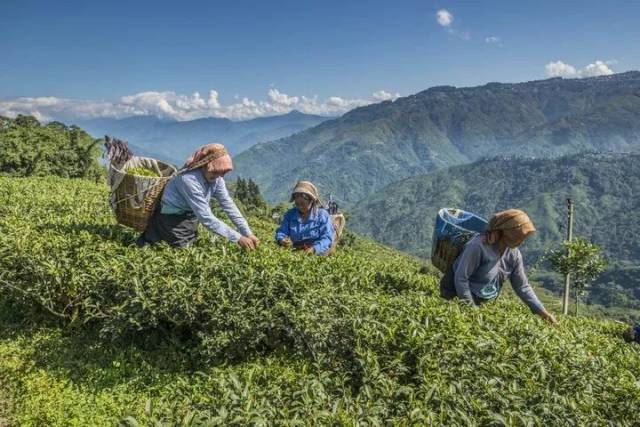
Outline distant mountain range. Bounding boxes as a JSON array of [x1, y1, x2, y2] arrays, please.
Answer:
[[233, 72, 640, 205], [73, 110, 332, 165], [349, 152, 640, 309]]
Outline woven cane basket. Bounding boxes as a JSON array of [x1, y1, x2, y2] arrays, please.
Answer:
[[431, 208, 488, 273], [110, 157, 177, 231], [326, 213, 346, 256]]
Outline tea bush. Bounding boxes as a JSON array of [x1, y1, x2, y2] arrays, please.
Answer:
[[0, 115, 103, 181], [126, 167, 162, 177], [1, 176, 640, 425]]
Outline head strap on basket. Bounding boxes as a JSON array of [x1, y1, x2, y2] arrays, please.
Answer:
[[185, 145, 229, 171]]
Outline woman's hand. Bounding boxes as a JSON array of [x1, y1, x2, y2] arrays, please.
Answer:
[[248, 234, 260, 248], [279, 237, 292, 248], [237, 236, 257, 251], [539, 309, 558, 325]]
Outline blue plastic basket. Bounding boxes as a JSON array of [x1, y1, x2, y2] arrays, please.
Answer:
[[431, 208, 488, 273]]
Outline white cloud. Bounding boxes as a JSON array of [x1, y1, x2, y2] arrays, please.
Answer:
[[207, 90, 221, 109], [485, 36, 500, 44], [435, 9, 470, 40], [372, 90, 400, 101], [545, 61, 578, 78], [581, 60, 614, 77], [545, 60, 615, 78], [436, 9, 453, 27], [267, 88, 299, 107], [0, 88, 401, 122]]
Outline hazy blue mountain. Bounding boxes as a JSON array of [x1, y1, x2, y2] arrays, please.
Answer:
[[73, 110, 332, 165], [349, 152, 640, 309], [233, 72, 640, 205]]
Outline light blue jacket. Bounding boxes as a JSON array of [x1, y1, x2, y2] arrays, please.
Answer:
[[160, 169, 252, 242]]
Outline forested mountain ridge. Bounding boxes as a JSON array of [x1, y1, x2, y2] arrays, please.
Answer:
[[233, 72, 640, 205], [350, 152, 640, 308]]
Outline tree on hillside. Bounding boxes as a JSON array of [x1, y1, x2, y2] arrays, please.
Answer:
[[0, 115, 103, 181], [233, 177, 268, 215], [548, 237, 608, 316], [0, 116, 11, 129]]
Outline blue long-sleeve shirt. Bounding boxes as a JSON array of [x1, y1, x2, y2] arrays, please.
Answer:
[[160, 169, 252, 242], [453, 234, 545, 313], [275, 207, 334, 255]]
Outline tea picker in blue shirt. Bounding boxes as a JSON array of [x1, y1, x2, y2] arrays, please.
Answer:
[[275, 181, 334, 256]]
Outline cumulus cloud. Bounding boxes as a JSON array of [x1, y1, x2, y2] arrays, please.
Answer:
[[545, 60, 615, 78], [436, 9, 453, 27], [372, 90, 400, 101], [545, 61, 578, 78], [435, 9, 470, 40], [0, 88, 401, 122], [267, 88, 299, 107], [485, 36, 500, 44], [581, 60, 615, 77]]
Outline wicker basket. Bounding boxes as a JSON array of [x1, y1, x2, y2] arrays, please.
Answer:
[[430, 208, 488, 273], [109, 157, 177, 232], [326, 213, 346, 255]]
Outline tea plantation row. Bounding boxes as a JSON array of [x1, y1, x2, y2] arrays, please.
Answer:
[[1, 177, 639, 425]]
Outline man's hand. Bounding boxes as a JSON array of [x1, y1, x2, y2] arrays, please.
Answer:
[[237, 235, 257, 251], [539, 309, 558, 325], [279, 237, 292, 248], [303, 246, 315, 255]]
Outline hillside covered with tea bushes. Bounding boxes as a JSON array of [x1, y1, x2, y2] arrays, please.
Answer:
[[1, 176, 640, 425]]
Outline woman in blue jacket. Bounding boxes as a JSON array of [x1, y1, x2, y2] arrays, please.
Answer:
[[275, 181, 334, 256]]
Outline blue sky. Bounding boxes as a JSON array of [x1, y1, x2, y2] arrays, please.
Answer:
[[1, 0, 639, 120]]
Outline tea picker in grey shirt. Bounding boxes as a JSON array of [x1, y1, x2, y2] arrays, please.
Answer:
[[442, 209, 557, 325]]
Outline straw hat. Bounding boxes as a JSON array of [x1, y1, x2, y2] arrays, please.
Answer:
[[290, 181, 320, 202]]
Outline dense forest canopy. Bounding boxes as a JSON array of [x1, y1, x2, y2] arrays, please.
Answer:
[[0, 115, 103, 181]]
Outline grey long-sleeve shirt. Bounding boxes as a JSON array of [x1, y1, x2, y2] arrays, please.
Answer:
[[160, 169, 252, 242], [453, 234, 545, 313]]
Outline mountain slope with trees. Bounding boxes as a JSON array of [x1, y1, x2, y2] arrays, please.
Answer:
[[350, 152, 640, 309], [233, 72, 640, 205]]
